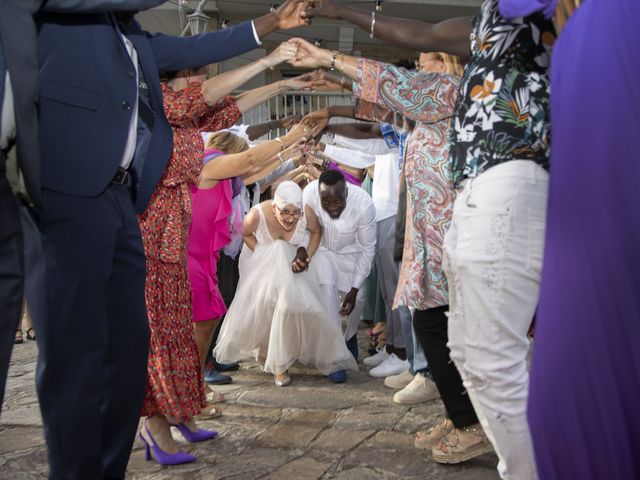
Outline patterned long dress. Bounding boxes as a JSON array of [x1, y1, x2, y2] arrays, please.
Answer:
[[352, 59, 460, 310], [138, 83, 240, 421]]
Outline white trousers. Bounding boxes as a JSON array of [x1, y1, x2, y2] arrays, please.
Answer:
[[443, 161, 548, 480]]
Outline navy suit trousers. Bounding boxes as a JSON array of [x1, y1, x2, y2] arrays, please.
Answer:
[[38, 185, 150, 479], [0, 172, 23, 412]]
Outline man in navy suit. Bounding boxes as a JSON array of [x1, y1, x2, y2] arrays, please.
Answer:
[[35, 1, 309, 478], [0, 0, 168, 416]]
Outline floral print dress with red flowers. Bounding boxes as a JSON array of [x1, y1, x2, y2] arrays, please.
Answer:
[[138, 82, 240, 421]]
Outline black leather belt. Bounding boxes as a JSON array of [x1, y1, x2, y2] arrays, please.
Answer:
[[111, 167, 129, 185]]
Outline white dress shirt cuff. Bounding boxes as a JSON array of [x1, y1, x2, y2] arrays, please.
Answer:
[[351, 275, 366, 291], [251, 21, 262, 45]]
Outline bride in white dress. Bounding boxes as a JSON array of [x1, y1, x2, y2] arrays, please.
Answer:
[[214, 181, 358, 386]]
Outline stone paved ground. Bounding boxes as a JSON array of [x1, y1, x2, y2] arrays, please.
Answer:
[[0, 333, 499, 480]]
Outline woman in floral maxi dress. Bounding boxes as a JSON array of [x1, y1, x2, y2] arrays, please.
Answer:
[[137, 78, 241, 464]]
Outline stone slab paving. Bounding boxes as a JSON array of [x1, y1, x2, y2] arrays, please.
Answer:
[[0, 333, 499, 479]]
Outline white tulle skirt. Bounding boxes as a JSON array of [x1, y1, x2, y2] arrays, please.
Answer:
[[214, 240, 358, 376]]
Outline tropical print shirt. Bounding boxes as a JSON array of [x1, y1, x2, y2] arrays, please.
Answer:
[[451, 0, 556, 185]]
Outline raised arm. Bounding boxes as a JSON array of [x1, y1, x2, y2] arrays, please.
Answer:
[[199, 123, 310, 187], [301, 105, 356, 133], [309, 140, 377, 169], [253, 0, 309, 38], [290, 38, 459, 124], [41, 0, 164, 13], [200, 41, 298, 106], [327, 122, 381, 140], [246, 114, 302, 141], [304, 0, 472, 58], [148, 0, 309, 72], [352, 58, 461, 124], [244, 145, 305, 185], [235, 74, 313, 113]]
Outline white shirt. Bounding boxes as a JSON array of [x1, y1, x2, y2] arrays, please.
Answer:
[[331, 135, 391, 156], [0, 72, 15, 151], [323, 136, 392, 170], [117, 31, 139, 169], [372, 150, 401, 222], [324, 135, 400, 222], [324, 144, 375, 169], [303, 180, 376, 291]]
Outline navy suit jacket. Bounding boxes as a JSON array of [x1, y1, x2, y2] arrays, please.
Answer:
[[0, 1, 167, 208], [37, 13, 259, 212]]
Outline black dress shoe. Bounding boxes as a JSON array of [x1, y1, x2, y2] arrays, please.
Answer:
[[212, 359, 240, 372]]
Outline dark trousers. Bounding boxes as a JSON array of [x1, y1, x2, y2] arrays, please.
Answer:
[[207, 251, 240, 362], [18, 201, 46, 330], [37, 186, 150, 480], [413, 306, 478, 428], [0, 175, 23, 412]]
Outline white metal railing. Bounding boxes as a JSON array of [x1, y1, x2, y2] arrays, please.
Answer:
[[238, 91, 357, 140]]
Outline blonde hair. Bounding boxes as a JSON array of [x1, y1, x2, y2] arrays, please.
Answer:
[[205, 131, 249, 154], [424, 52, 466, 77], [439, 52, 466, 77]]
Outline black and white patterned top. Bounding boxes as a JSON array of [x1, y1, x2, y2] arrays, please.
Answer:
[[450, 0, 556, 185]]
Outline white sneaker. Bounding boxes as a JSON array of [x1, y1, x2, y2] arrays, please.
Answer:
[[384, 370, 414, 389], [362, 348, 390, 367], [369, 354, 410, 378], [393, 373, 440, 404]]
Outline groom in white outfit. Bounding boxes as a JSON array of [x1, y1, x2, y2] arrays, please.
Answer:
[[303, 170, 377, 359]]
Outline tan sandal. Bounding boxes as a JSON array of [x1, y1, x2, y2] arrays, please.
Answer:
[[432, 423, 493, 464], [196, 403, 223, 420], [415, 418, 455, 450], [206, 388, 225, 404]]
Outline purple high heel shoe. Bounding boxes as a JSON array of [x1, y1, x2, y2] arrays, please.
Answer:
[[139, 420, 197, 466], [171, 422, 218, 443]]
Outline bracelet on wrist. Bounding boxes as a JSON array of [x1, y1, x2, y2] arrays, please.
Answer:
[[274, 137, 285, 151], [369, 11, 376, 39], [330, 51, 340, 71]]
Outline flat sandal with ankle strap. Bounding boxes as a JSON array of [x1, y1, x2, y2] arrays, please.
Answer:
[[415, 418, 454, 450], [432, 424, 493, 464]]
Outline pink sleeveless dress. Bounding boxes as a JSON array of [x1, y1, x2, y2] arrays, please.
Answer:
[[187, 154, 232, 322]]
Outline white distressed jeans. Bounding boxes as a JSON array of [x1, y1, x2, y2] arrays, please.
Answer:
[[443, 161, 548, 480]]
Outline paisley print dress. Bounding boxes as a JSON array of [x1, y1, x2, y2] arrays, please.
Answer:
[[353, 59, 460, 310]]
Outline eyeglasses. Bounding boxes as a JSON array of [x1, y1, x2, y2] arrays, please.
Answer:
[[278, 208, 303, 218]]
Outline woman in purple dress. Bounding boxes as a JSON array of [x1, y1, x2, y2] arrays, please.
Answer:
[[499, 0, 640, 478]]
